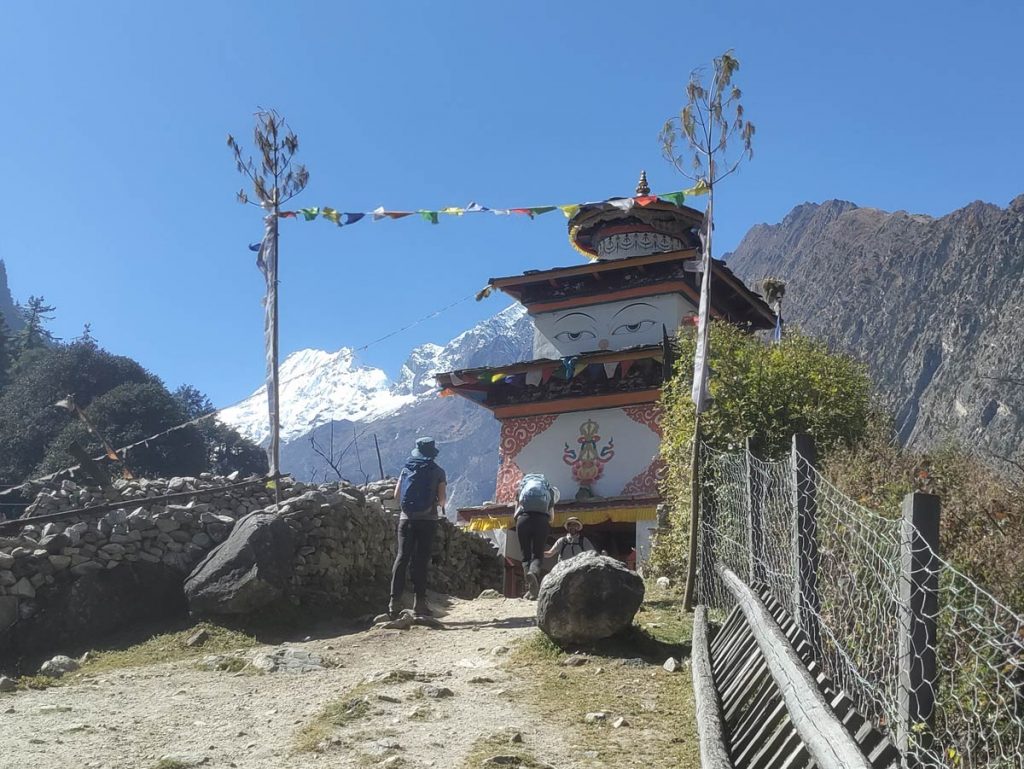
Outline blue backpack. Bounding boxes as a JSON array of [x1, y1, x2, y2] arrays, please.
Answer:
[[401, 457, 439, 513], [518, 474, 553, 514]]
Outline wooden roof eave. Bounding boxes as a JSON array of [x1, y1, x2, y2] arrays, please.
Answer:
[[487, 248, 699, 300]]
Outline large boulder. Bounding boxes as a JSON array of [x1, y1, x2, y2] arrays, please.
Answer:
[[184, 512, 296, 615], [536, 552, 645, 645]]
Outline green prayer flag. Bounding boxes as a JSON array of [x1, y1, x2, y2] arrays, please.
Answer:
[[419, 210, 439, 224], [660, 191, 686, 207], [300, 207, 320, 221], [529, 206, 556, 216]]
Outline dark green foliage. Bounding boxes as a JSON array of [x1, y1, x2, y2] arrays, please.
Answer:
[[0, 343, 155, 484], [173, 384, 268, 477], [0, 343, 268, 486], [0, 312, 13, 392], [37, 382, 207, 479], [15, 295, 57, 353]]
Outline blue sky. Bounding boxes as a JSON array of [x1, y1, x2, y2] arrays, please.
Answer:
[[2, 1, 1022, 407]]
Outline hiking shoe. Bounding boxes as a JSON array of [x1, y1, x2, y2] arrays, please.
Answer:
[[387, 599, 401, 620], [413, 596, 433, 617], [525, 572, 539, 600]]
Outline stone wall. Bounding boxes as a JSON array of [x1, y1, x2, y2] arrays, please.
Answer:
[[0, 474, 500, 672]]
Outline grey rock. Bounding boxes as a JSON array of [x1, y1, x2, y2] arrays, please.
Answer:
[[155, 518, 180, 533], [663, 657, 681, 673], [477, 588, 502, 599], [39, 655, 79, 677], [419, 684, 453, 698], [536, 552, 644, 645], [185, 628, 210, 647], [0, 596, 15, 632], [184, 512, 297, 615], [0, 675, 16, 692], [584, 711, 608, 723], [561, 654, 588, 667], [0, 553, 15, 570], [10, 578, 35, 599], [48, 555, 72, 571]]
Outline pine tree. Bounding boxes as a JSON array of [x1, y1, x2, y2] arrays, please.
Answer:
[[0, 312, 13, 392], [16, 295, 57, 352]]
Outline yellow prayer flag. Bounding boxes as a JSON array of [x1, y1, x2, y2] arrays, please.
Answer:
[[441, 207, 465, 216], [559, 204, 581, 219]]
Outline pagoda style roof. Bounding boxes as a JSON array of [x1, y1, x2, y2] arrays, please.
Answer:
[[435, 344, 668, 418], [569, 198, 704, 257], [487, 250, 776, 329]]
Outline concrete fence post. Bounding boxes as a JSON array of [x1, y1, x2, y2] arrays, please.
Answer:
[[897, 491, 940, 767], [746, 437, 766, 585], [791, 432, 822, 659]]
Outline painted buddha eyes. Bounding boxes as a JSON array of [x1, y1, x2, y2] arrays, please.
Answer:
[[555, 329, 596, 342], [612, 320, 655, 336]]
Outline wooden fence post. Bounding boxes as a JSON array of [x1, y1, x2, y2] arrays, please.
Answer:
[[897, 492, 940, 767], [746, 437, 766, 585], [791, 433, 821, 659]]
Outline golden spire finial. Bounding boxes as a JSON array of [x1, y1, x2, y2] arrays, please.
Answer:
[[635, 170, 650, 196]]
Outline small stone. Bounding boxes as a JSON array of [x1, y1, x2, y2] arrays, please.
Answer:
[[0, 676, 16, 692], [477, 589, 502, 599], [185, 629, 210, 648], [380, 757, 404, 768], [48, 555, 72, 570], [419, 685, 453, 699], [595, 666, 605, 674], [656, 576, 671, 590], [39, 656, 79, 678], [561, 654, 588, 667], [508, 731, 523, 744], [663, 657, 681, 673], [376, 694, 401, 703], [491, 646, 510, 656], [467, 676, 495, 684], [584, 711, 608, 724], [612, 717, 629, 728], [38, 704, 73, 714], [381, 615, 414, 631]]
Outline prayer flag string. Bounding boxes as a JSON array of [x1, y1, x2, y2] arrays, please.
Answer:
[[277, 182, 708, 230]]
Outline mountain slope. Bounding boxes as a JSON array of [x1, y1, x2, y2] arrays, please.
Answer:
[[222, 304, 533, 512], [727, 194, 1024, 462]]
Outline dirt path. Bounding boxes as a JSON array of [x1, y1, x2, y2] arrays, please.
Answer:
[[0, 596, 591, 769]]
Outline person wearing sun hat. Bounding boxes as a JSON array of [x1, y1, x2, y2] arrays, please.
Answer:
[[545, 516, 594, 562], [388, 437, 447, 618]]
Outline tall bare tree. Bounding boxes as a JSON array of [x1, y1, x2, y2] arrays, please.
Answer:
[[228, 110, 309, 494], [660, 50, 755, 610]]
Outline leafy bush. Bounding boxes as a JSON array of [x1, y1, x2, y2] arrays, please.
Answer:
[[649, 323, 873, 579]]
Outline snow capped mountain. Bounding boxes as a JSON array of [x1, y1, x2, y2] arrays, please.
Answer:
[[220, 304, 530, 446], [218, 347, 415, 444]]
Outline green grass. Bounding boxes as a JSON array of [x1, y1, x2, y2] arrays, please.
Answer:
[[506, 591, 700, 769], [293, 685, 376, 753], [78, 622, 258, 675], [460, 732, 553, 769]]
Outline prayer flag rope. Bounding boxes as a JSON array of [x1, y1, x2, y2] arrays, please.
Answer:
[[276, 182, 707, 229]]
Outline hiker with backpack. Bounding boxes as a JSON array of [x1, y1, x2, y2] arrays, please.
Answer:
[[514, 473, 558, 600], [389, 437, 447, 618], [545, 517, 594, 562]]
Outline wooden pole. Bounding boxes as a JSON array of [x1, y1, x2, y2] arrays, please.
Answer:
[[682, 413, 702, 611], [373, 433, 385, 481], [897, 491, 940, 767]]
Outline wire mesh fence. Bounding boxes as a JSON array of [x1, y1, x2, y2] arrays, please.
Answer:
[[696, 439, 1024, 769]]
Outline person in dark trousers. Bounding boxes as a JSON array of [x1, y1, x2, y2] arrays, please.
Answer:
[[389, 437, 447, 618], [513, 473, 558, 600]]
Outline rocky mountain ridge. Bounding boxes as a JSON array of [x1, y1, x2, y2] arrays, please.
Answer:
[[727, 194, 1024, 466]]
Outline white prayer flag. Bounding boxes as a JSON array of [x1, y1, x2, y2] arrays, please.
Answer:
[[691, 249, 712, 413]]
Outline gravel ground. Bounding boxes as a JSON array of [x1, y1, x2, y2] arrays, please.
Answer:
[[0, 595, 586, 769]]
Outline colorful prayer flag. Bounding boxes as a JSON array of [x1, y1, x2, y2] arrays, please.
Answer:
[[419, 211, 439, 224], [559, 204, 581, 218]]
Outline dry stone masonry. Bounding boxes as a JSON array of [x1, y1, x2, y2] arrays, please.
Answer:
[[0, 474, 501, 671]]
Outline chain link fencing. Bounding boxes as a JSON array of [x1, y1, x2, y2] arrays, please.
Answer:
[[696, 440, 1024, 769]]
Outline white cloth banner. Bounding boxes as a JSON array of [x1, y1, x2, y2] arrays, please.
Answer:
[[691, 248, 712, 413]]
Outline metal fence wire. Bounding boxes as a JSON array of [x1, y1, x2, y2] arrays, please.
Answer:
[[696, 440, 1024, 769]]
